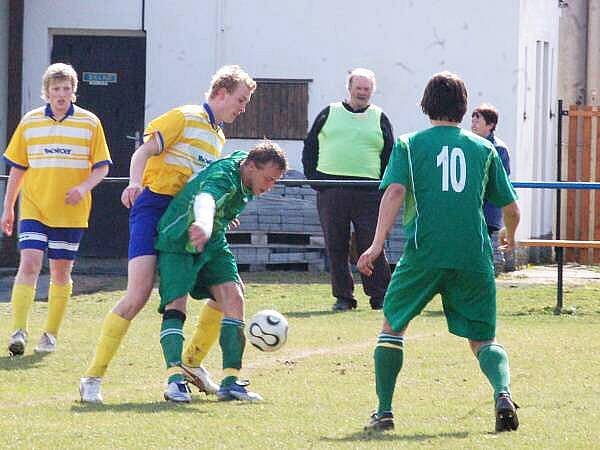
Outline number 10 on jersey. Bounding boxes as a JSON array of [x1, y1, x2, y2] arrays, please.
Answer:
[[436, 146, 466, 192]]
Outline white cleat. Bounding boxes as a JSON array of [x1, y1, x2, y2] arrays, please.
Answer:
[[80, 377, 103, 403], [8, 329, 28, 356], [181, 364, 220, 395], [34, 332, 57, 353], [164, 381, 192, 403]]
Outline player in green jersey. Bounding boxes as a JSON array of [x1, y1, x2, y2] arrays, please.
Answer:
[[357, 72, 521, 433], [155, 141, 287, 402]]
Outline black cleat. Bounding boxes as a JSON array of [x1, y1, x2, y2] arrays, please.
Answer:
[[332, 297, 357, 311], [495, 393, 519, 432], [369, 297, 384, 310], [364, 411, 394, 432]]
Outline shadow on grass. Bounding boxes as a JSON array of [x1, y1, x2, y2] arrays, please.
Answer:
[[71, 398, 262, 414], [322, 430, 470, 443], [70, 400, 211, 414], [0, 352, 49, 371], [284, 309, 363, 318]]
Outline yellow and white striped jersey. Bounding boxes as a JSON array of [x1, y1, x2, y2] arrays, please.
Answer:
[[142, 104, 226, 196], [3, 104, 112, 228]]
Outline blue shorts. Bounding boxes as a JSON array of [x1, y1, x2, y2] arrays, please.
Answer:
[[18, 219, 85, 260], [128, 188, 173, 259]]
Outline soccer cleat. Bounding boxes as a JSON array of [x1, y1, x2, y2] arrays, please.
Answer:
[[369, 297, 384, 310], [8, 329, 28, 356], [495, 393, 519, 432], [332, 297, 357, 311], [180, 364, 219, 395], [34, 332, 57, 353], [364, 411, 395, 432], [80, 377, 103, 403], [164, 380, 192, 403], [217, 380, 263, 401]]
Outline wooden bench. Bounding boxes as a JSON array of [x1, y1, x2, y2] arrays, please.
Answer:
[[517, 239, 600, 314], [519, 239, 600, 249]]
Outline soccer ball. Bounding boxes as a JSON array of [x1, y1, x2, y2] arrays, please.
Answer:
[[247, 309, 288, 352]]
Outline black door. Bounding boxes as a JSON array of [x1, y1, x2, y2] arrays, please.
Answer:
[[52, 35, 146, 257]]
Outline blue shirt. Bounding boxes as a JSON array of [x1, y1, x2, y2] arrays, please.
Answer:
[[483, 133, 511, 230]]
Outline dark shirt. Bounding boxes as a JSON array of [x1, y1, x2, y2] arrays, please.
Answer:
[[301, 102, 394, 190], [483, 132, 511, 231]]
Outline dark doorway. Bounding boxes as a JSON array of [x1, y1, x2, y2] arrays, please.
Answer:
[[52, 34, 146, 257]]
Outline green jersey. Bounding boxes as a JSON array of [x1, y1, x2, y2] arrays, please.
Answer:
[[381, 126, 517, 273], [155, 151, 253, 254]]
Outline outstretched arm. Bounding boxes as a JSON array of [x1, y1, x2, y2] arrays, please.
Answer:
[[357, 183, 405, 276]]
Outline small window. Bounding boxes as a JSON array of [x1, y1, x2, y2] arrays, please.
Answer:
[[224, 78, 311, 140]]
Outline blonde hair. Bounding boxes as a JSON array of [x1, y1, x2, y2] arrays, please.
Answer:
[[206, 65, 257, 100], [346, 68, 377, 92], [41, 63, 78, 102]]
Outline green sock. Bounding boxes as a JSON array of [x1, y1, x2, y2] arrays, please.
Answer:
[[160, 311, 186, 383], [477, 343, 511, 400], [374, 333, 404, 415], [219, 317, 245, 387]]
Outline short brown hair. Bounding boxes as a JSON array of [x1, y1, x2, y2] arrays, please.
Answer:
[[206, 65, 257, 100], [472, 103, 499, 132], [246, 140, 288, 172], [420, 71, 468, 122], [41, 63, 78, 102]]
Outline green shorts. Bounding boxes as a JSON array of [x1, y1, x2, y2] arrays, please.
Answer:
[[157, 246, 240, 313], [383, 263, 497, 341]]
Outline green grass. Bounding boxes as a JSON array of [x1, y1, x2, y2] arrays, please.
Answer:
[[0, 273, 599, 449]]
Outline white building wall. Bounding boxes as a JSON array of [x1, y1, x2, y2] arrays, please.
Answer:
[[515, 0, 561, 240], [220, 0, 521, 172], [21, 0, 560, 238]]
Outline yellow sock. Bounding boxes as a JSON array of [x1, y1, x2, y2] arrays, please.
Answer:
[[11, 284, 36, 332], [84, 311, 131, 378], [182, 302, 224, 367], [44, 282, 72, 336]]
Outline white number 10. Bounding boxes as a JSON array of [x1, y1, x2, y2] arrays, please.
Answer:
[[436, 146, 466, 192]]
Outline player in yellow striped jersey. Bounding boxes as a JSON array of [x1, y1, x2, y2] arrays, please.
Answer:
[[1, 63, 112, 356], [80, 65, 256, 403]]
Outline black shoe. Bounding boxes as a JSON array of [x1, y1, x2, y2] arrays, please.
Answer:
[[495, 393, 519, 432], [369, 297, 384, 310], [364, 411, 394, 432], [332, 297, 357, 311]]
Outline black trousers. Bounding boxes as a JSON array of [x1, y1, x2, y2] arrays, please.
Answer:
[[317, 187, 391, 301]]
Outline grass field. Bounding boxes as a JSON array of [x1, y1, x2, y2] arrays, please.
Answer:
[[0, 272, 599, 449]]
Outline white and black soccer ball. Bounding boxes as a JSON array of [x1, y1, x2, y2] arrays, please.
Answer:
[[247, 309, 288, 352]]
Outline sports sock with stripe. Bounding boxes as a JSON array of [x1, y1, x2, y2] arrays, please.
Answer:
[[219, 317, 245, 387], [374, 333, 404, 415], [160, 310, 186, 383]]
